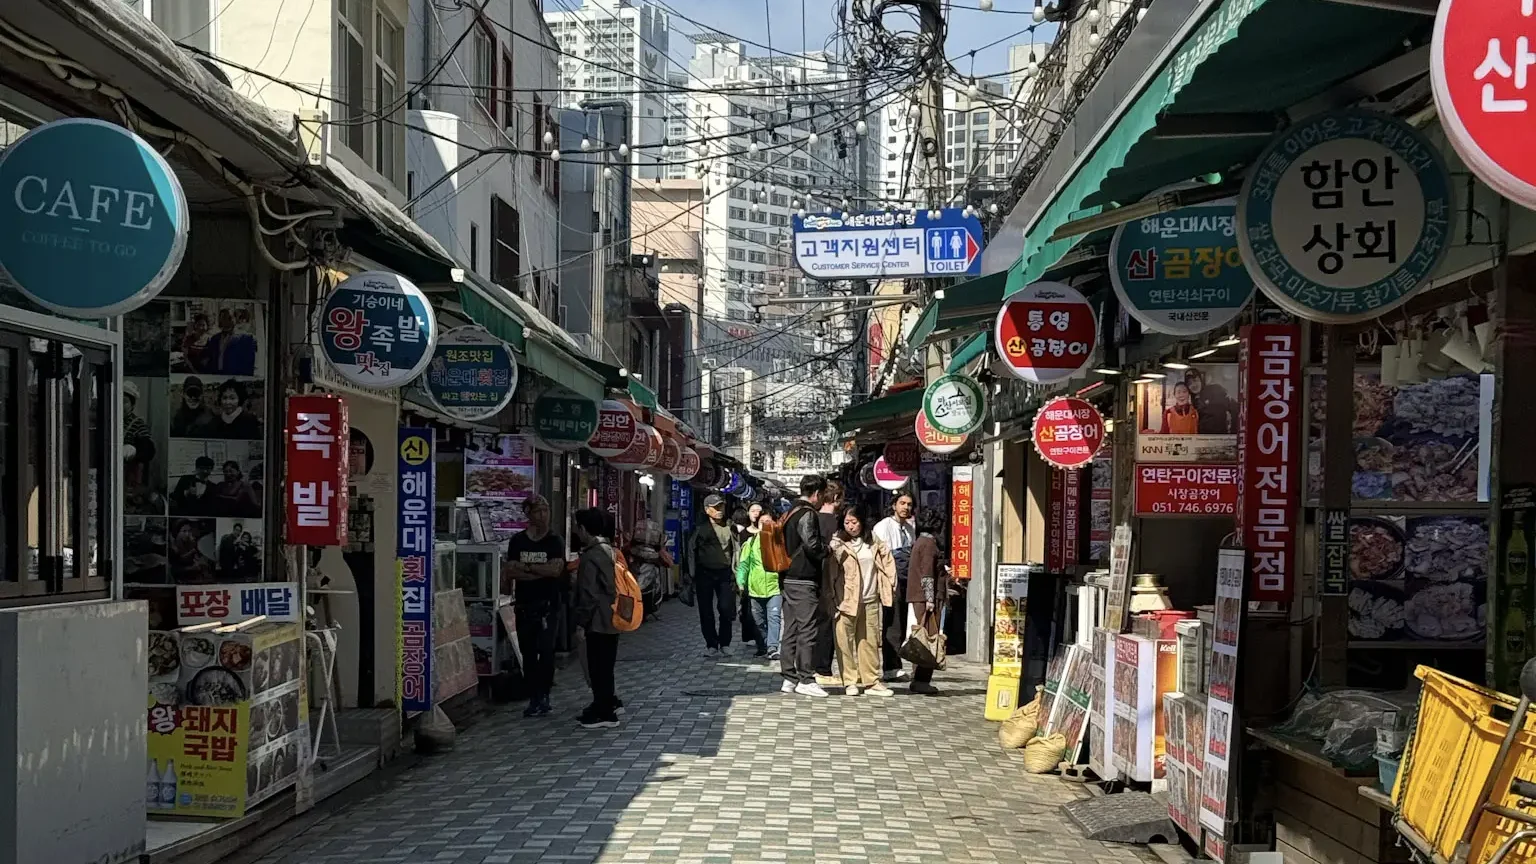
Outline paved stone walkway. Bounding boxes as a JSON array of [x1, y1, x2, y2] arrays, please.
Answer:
[[255, 604, 1155, 864]]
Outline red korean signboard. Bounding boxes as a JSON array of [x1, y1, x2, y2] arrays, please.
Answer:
[[994, 281, 1097, 384], [883, 439, 921, 474], [1134, 464, 1239, 517], [284, 394, 349, 545], [1047, 468, 1083, 573], [1031, 396, 1106, 469], [1237, 323, 1302, 603], [1432, 0, 1536, 209], [915, 410, 967, 455], [950, 465, 975, 580], [587, 399, 641, 457]]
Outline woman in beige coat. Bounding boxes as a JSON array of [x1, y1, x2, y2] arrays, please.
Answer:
[[828, 506, 898, 697]]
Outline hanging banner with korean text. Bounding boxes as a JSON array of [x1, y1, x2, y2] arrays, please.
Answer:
[[423, 326, 517, 421], [1200, 548, 1246, 838], [175, 583, 299, 625], [921, 373, 986, 437], [1047, 468, 1083, 572], [1109, 194, 1254, 335], [1236, 109, 1452, 325], [673, 446, 701, 481], [883, 439, 921, 474], [791, 208, 984, 279], [1237, 324, 1302, 603], [1032, 396, 1106, 470], [397, 428, 435, 715], [533, 393, 599, 449], [915, 409, 967, 455], [995, 281, 1098, 384], [317, 272, 437, 389], [1432, 0, 1536, 211], [587, 399, 642, 458], [1134, 465, 1240, 517], [284, 394, 349, 546], [1320, 508, 1350, 596], [951, 465, 975, 580]]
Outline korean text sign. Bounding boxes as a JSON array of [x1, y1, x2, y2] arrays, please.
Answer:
[[423, 326, 518, 421], [1134, 465, 1239, 517], [791, 208, 983, 279], [397, 428, 435, 714], [1032, 397, 1106, 469], [1237, 324, 1301, 603], [1047, 469, 1083, 572], [995, 281, 1098, 384], [318, 271, 437, 389], [534, 393, 599, 446], [1109, 197, 1254, 336], [285, 394, 349, 546], [176, 583, 299, 625], [951, 465, 975, 580], [588, 399, 641, 457], [1200, 548, 1246, 837], [1236, 109, 1452, 325]]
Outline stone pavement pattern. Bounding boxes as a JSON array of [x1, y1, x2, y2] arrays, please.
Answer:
[[255, 605, 1156, 864]]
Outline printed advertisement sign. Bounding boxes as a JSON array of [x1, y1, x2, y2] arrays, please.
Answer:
[[1046, 468, 1082, 573], [1136, 363, 1240, 463], [1200, 548, 1245, 837], [673, 447, 701, 481], [176, 583, 299, 625], [1032, 396, 1106, 470], [1105, 525, 1133, 632], [993, 564, 1030, 677], [791, 208, 984, 279], [1237, 109, 1452, 324], [915, 409, 967, 455], [588, 399, 642, 457], [464, 434, 536, 536], [921, 374, 986, 437], [397, 428, 435, 715], [1109, 195, 1253, 335], [423, 325, 518, 421], [872, 456, 911, 492], [533, 393, 598, 449], [284, 394, 349, 546], [995, 281, 1097, 384], [1237, 324, 1302, 603], [317, 271, 437, 389], [1134, 465, 1239, 517], [951, 465, 975, 580], [883, 439, 921, 474], [1320, 509, 1350, 597]]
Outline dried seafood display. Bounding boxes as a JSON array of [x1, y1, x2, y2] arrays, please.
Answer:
[[1403, 517, 1489, 583], [1349, 520, 1404, 581], [1348, 586, 1406, 639], [1347, 515, 1490, 642], [1404, 582, 1484, 641]]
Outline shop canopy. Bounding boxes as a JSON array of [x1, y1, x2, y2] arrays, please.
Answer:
[[946, 331, 991, 374], [904, 270, 1007, 349], [832, 386, 924, 434], [453, 276, 607, 403], [1001, 0, 1425, 297]]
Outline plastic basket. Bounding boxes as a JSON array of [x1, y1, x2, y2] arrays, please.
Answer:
[[1396, 667, 1536, 864], [1378, 755, 1400, 796]]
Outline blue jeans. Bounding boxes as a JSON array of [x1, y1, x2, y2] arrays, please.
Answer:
[[750, 594, 782, 654]]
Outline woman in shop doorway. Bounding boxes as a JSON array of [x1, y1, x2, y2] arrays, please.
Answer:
[[572, 507, 622, 729], [905, 507, 949, 695], [1163, 381, 1200, 435], [829, 506, 897, 697]]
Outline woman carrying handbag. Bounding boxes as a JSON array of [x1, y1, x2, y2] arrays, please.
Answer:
[[902, 508, 948, 694]]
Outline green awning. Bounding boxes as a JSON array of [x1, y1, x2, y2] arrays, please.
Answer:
[[627, 378, 659, 409], [524, 335, 606, 402], [906, 271, 1007, 348], [947, 331, 990, 374], [457, 282, 526, 350], [833, 387, 924, 434], [1005, 0, 1424, 296]]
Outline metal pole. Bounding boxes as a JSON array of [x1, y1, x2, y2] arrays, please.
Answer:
[[850, 5, 872, 403], [919, 0, 949, 384]]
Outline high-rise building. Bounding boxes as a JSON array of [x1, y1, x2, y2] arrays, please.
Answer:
[[544, 0, 671, 180]]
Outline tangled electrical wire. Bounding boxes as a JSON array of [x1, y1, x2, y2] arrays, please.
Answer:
[[850, 0, 949, 77]]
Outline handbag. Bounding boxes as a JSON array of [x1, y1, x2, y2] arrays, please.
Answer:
[[898, 610, 946, 670], [678, 578, 696, 607]]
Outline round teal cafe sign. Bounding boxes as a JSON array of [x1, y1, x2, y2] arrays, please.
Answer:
[[0, 118, 188, 318]]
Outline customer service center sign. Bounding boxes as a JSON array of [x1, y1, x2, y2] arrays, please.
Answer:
[[792, 208, 984, 279]]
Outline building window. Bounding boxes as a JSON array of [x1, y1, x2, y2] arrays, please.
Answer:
[[501, 49, 515, 135], [491, 197, 522, 291], [336, 0, 368, 157], [373, 11, 401, 181], [469, 223, 480, 273], [473, 19, 497, 123]]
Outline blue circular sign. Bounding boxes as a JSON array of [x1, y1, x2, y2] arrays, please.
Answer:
[[423, 325, 518, 421], [1237, 109, 1453, 325], [0, 118, 188, 317], [1108, 193, 1255, 335], [316, 271, 437, 389]]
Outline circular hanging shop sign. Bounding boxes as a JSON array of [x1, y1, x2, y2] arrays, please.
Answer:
[[721, 471, 746, 496], [872, 457, 911, 491], [673, 446, 701, 481], [922, 374, 986, 437], [1236, 109, 1452, 325], [1433, 0, 1536, 211], [915, 410, 967, 455], [317, 271, 437, 389], [0, 118, 189, 318], [641, 426, 665, 468], [533, 393, 599, 450], [1108, 192, 1254, 335], [883, 440, 921, 474], [693, 461, 720, 488], [422, 326, 517, 421], [995, 281, 1098, 384], [608, 422, 658, 470], [656, 437, 681, 473], [587, 399, 641, 458], [1031, 396, 1106, 470]]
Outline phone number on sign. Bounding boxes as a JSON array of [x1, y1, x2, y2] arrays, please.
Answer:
[[1145, 501, 1235, 515]]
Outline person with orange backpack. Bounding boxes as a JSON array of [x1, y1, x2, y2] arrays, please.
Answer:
[[572, 507, 627, 729]]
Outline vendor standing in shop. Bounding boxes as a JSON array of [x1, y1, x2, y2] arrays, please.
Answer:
[[503, 495, 567, 718]]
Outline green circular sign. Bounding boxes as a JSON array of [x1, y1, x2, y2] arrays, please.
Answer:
[[922, 374, 986, 437], [533, 393, 598, 447]]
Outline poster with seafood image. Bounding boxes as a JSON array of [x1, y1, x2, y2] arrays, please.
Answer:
[[1307, 372, 1493, 505], [464, 433, 536, 536], [1136, 364, 1240, 463], [992, 564, 1030, 676], [1347, 514, 1489, 642]]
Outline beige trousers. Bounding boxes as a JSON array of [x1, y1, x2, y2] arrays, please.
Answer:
[[835, 598, 882, 687]]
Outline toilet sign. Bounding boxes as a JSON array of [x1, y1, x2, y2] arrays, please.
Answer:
[[1433, 0, 1536, 210]]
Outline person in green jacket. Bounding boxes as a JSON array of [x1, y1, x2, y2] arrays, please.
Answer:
[[737, 509, 782, 660]]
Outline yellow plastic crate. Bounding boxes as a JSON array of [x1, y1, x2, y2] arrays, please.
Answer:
[[1397, 667, 1536, 864]]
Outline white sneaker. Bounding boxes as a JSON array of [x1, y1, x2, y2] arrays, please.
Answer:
[[865, 684, 895, 697], [781, 679, 796, 694], [844, 685, 860, 696], [795, 682, 829, 697]]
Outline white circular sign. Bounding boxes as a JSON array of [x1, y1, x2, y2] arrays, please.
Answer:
[[994, 281, 1098, 384], [316, 271, 438, 390]]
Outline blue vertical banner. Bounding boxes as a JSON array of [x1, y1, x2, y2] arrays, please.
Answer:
[[678, 483, 694, 520], [397, 427, 436, 714]]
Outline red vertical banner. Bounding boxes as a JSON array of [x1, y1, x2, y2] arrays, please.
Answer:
[[950, 465, 975, 580], [285, 394, 349, 545], [1237, 323, 1301, 603], [1047, 469, 1066, 572], [1064, 468, 1082, 570]]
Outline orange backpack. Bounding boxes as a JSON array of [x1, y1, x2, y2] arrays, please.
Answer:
[[612, 550, 644, 632], [758, 506, 806, 574]]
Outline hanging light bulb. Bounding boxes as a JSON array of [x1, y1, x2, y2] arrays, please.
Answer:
[[791, 198, 799, 208], [603, 166, 613, 179], [749, 141, 760, 154], [550, 148, 561, 162], [989, 202, 1000, 214], [1032, 0, 1046, 22], [967, 80, 979, 99], [1137, 2, 1148, 21], [1088, 26, 1102, 46], [841, 210, 851, 220], [908, 102, 921, 119], [855, 119, 868, 136], [1087, 5, 1102, 23], [580, 137, 592, 152], [543, 130, 554, 146], [618, 142, 630, 157], [807, 131, 819, 145], [797, 208, 806, 218], [979, 0, 994, 8], [841, 198, 849, 209], [1028, 48, 1040, 75]]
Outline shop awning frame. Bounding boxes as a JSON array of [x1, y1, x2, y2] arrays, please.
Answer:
[[832, 386, 924, 434]]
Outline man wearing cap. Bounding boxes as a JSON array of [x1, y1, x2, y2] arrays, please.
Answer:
[[171, 376, 212, 437], [170, 456, 217, 514], [503, 495, 567, 717], [686, 494, 739, 655]]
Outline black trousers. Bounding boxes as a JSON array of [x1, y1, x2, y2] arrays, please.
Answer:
[[779, 578, 820, 684], [515, 601, 557, 700], [812, 600, 836, 675], [585, 630, 619, 712], [882, 580, 909, 673], [695, 568, 735, 648]]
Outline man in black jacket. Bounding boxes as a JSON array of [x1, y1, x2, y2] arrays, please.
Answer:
[[687, 494, 739, 655], [779, 474, 829, 696]]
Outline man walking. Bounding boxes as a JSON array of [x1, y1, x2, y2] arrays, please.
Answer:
[[873, 493, 917, 682], [813, 480, 844, 688], [503, 496, 567, 717], [687, 494, 739, 655], [780, 475, 829, 696]]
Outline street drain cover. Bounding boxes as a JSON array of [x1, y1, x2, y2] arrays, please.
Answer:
[[1061, 793, 1176, 845]]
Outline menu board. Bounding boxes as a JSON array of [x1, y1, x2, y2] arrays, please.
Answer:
[[1105, 525, 1133, 632], [464, 434, 536, 537], [433, 588, 477, 701], [1200, 548, 1244, 837], [1088, 627, 1116, 782], [992, 564, 1030, 676], [1042, 644, 1094, 759], [1112, 634, 1159, 781]]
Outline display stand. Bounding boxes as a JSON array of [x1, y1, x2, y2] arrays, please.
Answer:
[[455, 542, 509, 678]]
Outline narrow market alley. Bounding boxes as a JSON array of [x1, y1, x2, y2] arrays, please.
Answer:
[[247, 608, 1153, 864]]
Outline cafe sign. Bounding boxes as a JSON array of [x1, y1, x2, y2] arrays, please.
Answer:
[[1236, 109, 1452, 324], [0, 118, 189, 317], [922, 374, 986, 437], [1109, 193, 1254, 335]]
